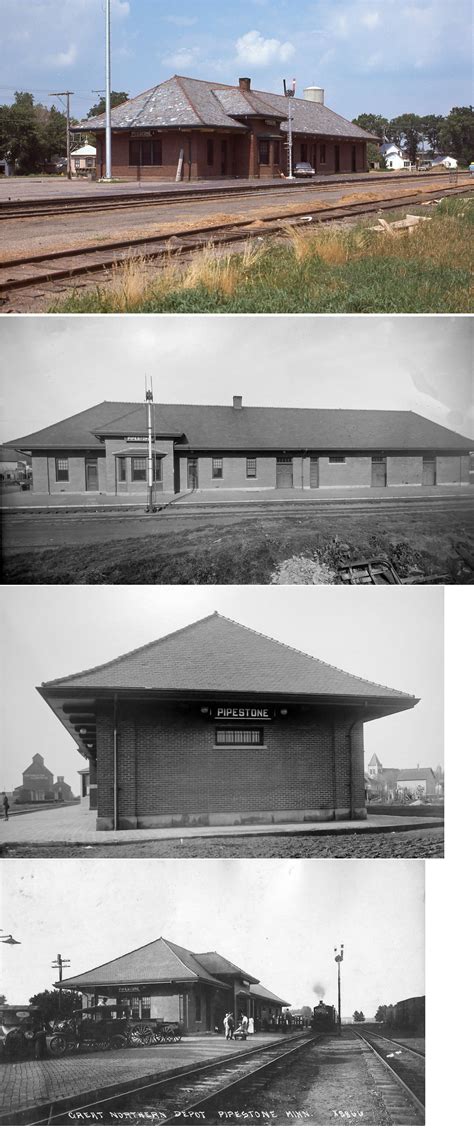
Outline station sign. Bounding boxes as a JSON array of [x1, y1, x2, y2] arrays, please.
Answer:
[[126, 436, 147, 442], [210, 705, 274, 721]]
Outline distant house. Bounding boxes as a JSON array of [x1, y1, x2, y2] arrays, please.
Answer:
[[0, 446, 32, 482], [380, 143, 411, 170], [366, 756, 440, 801], [70, 144, 97, 177], [429, 155, 458, 169], [13, 753, 76, 804]]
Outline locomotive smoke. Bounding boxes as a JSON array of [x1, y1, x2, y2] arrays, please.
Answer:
[[313, 983, 326, 998]]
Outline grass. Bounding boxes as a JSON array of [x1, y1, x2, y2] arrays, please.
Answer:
[[50, 197, 474, 313]]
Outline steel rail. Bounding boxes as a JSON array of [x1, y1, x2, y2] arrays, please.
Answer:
[[31, 1033, 316, 1125], [354, 1030, 425, 1118], [361, 1029, 425, 1059], [0, 171, 467, 220], [0, 183, 471, 300]]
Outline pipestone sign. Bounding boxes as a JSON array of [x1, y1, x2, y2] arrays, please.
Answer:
[[212, 706, 274, 720]]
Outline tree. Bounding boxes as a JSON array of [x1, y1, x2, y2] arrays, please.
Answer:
[[352, 113, 389, 140], [439, 106, 474, 165], [87, 91, 129, 118], [0, 995, 6, 1006], [388, 114, 423, 163], [420, 114, 444, 154], [353, 1010, 365, 1022], [0, 91, 45, 172], [29, 989, 82, 1023], [375, 1004, 391, 1023]]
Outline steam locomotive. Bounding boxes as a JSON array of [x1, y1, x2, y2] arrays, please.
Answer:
[[311, 1001, 337, 1032]]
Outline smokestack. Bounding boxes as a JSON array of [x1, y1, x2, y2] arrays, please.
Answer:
[[233, 395, 243, 409], [239, 77, 251, 91], [303, 86, 324, 104]]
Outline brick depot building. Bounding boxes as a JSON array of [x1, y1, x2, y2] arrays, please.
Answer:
[[9, 397, 473, 497], [38, 612, 418, 831], [74, 75, 376, 181], [57, 936, 289, 1033]]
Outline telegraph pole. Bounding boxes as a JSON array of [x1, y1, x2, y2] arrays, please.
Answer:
[[52, 952, 70, 1012], [49, 92, 74, 178], [283, 78, 296, 179], [334, 944, 344, 1035], [145, 378, 156, 513], [104, 0, 112, 179]]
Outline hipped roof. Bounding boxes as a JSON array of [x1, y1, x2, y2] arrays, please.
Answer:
[[73, 74, 376, 142], [40, 612, 417, 711], [8, 401, 473, 453]]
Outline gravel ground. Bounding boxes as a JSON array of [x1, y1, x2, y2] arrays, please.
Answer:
[[1, 827, 444, 858]]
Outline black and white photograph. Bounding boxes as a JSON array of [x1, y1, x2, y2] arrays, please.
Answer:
[[0, 584, 443, 859], [0, 315, 473, 586], [0, 858, 425, 1126]]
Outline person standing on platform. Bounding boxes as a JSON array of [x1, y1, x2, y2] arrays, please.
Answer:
[[248, 1016, 255, 1035], [2, 793, 9, 820]]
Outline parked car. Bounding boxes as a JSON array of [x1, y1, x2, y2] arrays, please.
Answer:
[[293, 162, 315, 178], [0, 1005, 45, 1058]]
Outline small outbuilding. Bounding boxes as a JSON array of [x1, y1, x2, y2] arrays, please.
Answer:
[[38, 611, 419, 831]]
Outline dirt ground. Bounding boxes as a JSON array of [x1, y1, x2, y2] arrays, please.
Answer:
[[2, 503, 473, 583], [1, 828, 444, 858]]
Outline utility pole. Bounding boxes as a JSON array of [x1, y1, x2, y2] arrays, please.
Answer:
[[334, 944, 344, 1035], [145, 377, 156, 513], [105, 0, 112, 179], [52, 952, 70, 1012], [49, 92, 74, 178], [283, 78, 296, 179]]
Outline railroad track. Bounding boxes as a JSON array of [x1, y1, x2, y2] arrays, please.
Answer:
[[0, 171, 466, 220], [0, 183, 471, 298], [354, 1029, 425, 1123], [34, 1033, 317, 1125]]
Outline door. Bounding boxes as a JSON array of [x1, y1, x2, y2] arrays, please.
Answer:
[[352, 145, 357, 172], [221, 140, 228, 176], [310, 457, 319, 488], [276, 457, 293, 488], [187, 458, 199, 489], [205, 991, 212, 1032], [371, 456, 387, 487], [422, 457, 436, 485], [85, 459, 99, 490], [334, 144, 340, 173]]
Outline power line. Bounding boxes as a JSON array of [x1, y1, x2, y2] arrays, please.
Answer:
[[49, 91, 74, 178]]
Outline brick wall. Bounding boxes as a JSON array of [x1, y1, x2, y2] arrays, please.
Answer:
[[189, 455, 278, 490], [31, 451, 106, 494], [94, 701, 367, 829], [387, 456, 422, 485], [318, 457, 372, 488], [437, 455, 469, 483], [104, 438, 175, 494]]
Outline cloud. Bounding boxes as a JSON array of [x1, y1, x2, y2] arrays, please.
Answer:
[[361, 11, 380, 29], [111, 0, 130, 17], [48, 44, 77, 67], [235, 30, 295, 67], [162, 46, 200, 70]]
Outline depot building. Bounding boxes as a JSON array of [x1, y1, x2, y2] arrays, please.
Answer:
[[56, 937, 289, 1033], [38, 612, 418, 831], [73, 75, 376, 181], [8, 396, 473, 497]]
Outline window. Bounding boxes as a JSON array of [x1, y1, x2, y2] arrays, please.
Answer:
[[328, 456, 346, 464], [372, 456, 386, 464], [131, 995, 140, 1020], [215, 729, 263, 746], [300, 143, 308, 162], [212, 457, 223, 479], [258, 139, 270, 165], [117, 457, 127, 483], [246, 458, 257, 479], [141, 997, 151, 1020], [195, 993, 202, 1021], [207, 139, 214, 166], [74, 158, 80, 169], [55, 458, 69, 482], [86, 158, 94, 168], [320, 143, 326, 164], [129, 139, 162, 166], [131, 457, 147, 482]]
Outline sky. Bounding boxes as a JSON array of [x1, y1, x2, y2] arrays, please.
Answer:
[[0, 858, 424, 1016], [0, 585, 443, 791], [0, 0, 472, 122], [1, 315, 473, 445]]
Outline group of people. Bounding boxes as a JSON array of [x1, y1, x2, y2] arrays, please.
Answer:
[[223, 1012, 255, 1039]]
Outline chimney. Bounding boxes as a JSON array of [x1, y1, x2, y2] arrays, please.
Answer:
[[233, 395, 243, 410], [239, 77, 251, 92]]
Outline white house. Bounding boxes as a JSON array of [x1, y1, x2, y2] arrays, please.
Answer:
[[429, 155, 458, 169], [70, 143, 97, 177], [380, 143, 411, 170]]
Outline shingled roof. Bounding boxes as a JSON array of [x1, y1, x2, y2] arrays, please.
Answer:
[[9, 401, 473, 453], [74, 75, 376, 142], [40, 612, 417, 710], [58, 937, 231, 990]]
